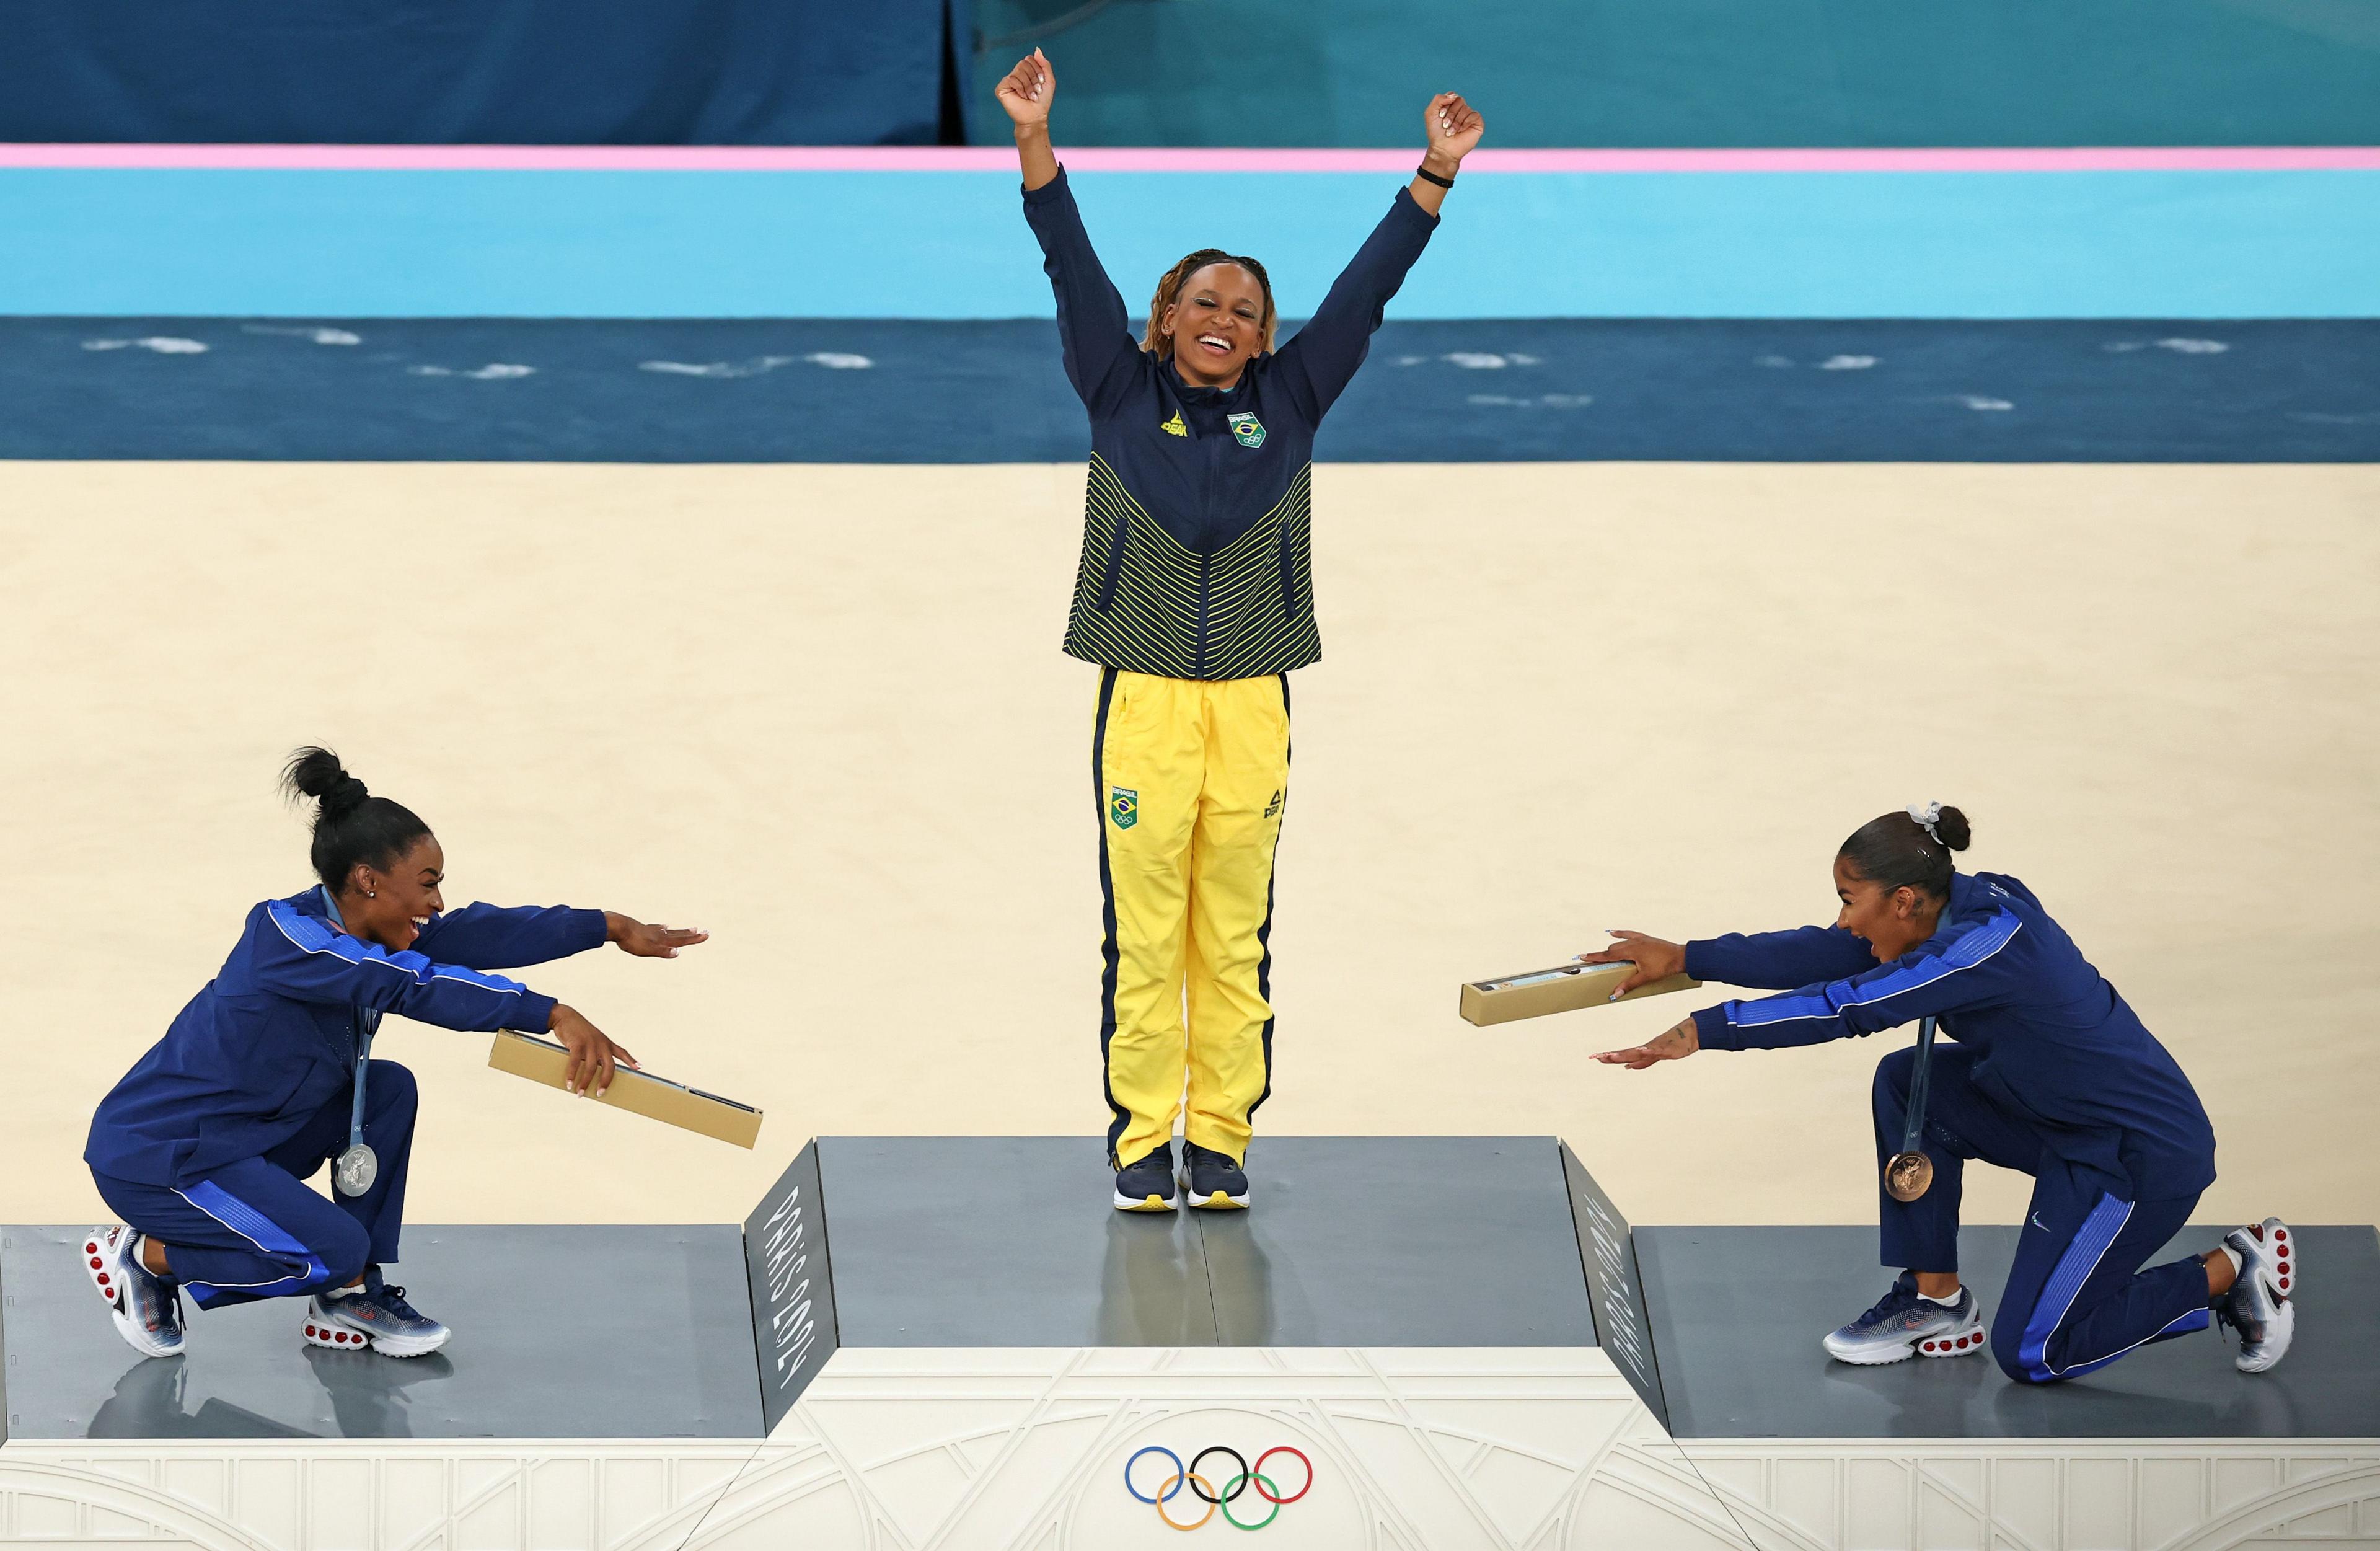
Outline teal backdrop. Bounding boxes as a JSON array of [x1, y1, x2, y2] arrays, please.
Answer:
[[967, 0, 2380, 147]]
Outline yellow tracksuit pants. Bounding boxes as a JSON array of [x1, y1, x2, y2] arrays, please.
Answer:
[[1094, 668, 1290, 1169]]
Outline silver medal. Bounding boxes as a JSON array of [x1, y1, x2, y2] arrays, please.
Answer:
[[335, 1143, 379, 1198]]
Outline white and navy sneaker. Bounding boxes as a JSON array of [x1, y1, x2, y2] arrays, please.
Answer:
[[302, 1268, 451, 1358], [1181, 1142, 1250, 1210], [2220, 1217, 2296, 1374], [1823, 1272, 1987, 1364], [1113, 1142, 1180, 1212], [82, 1226, 184, 1359]]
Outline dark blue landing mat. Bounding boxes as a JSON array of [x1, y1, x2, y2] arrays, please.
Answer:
[[6, 317, 2376, 462]]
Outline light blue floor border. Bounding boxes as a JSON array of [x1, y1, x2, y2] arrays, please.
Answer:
[[3, 169, 2376, 318]]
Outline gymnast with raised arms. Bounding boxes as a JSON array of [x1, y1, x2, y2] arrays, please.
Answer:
[[81, 748, 705, 1359], [1581, 803, 2296, 1381], [996, 47, 1484, 1214]]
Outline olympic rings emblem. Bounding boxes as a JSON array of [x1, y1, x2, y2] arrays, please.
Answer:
[[1125, 1444, 1314, 1530]]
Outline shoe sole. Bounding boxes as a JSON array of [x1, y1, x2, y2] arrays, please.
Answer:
[[1112, 1191, 1178, 1212], [1824, 1322, 1987, 1365], [302, 1313, 449, 1358], [2237, 1298, 2294, 1373], [1180, 1177, 1250, 1209], [82, 1228, 181, 1359], [2231, 1219, 2296, 1372]]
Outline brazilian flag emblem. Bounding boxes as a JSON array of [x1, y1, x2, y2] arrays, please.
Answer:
[[1228, 412, 1266, 449], [1109, 786, 1139, 829]]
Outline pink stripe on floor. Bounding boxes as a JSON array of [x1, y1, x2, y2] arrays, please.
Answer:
[[3, 144, 2378, 173]]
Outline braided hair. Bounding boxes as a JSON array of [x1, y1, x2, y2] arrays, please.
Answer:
[[1143, 250, 1277, 358]]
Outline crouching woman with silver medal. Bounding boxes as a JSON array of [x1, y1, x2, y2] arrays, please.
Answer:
[[81, 748, 705, 1359]]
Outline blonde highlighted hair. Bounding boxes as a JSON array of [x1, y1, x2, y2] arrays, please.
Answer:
[[1143, 249, 1277, 358]]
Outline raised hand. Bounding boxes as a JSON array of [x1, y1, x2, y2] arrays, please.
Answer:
[[1424, 92, 1486, 167], [995, 48, 1056, 128], [605, 911, 708, 959], [1574, 929, 1686, 997], [1592, 1017, 1701, 1071]]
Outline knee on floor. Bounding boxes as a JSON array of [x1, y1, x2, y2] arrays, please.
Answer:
[[1988, 1320, 2054, 1384]]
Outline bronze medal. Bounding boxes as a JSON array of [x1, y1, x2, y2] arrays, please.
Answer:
[[1884, 1149, 1934, 1203], [1882, 1014, 1941, 1203]]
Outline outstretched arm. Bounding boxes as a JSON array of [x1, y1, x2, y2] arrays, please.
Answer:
[[998, 49, 1139, 415], [412, 903, 707, 970], [410, 901, 606, 969], [1688, 904, 2024, 1053], [1272, 92, 1485, 422], [1577, 924, 1875, 995], [258, 898, 564, 1034]]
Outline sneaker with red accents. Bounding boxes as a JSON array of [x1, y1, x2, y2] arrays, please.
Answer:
[[301, 1267, 449, 1358], [82, 1226, 184, 1359], [1822, 1272, 1987, 1364], [2221, 1217, 2295, 1374]]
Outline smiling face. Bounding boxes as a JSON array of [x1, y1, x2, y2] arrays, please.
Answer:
[[1833, 854, 1942, 963], [1162, 262, 1269, 388], [342, 834, 446, 953]]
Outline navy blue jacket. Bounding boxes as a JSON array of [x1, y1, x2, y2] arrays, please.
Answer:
[[1685, 872, 2216, 1196], [1023, 167, 1439, 679], [87, 888, 605, 1186]]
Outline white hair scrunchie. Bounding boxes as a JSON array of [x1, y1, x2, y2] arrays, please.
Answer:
[[1908, 800, 1944, 844]]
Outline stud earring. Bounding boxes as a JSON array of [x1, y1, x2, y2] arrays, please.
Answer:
[[367, 891, 376, 898]]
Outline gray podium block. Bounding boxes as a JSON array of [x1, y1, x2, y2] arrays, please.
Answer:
[[1637, 1222, 2380, 1440], [1560, 1141, 1665, 1429], [0, 1225, 763, 1441], [4, 1136, 1607, 1443], [811, 1135, 1599, 1350], [742, 1139, 839, 1433], [23, 1139, 2348, 1452]]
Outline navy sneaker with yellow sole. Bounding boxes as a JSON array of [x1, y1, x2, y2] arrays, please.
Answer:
[[1181, 1142, 1250, 1209], [1113, 1142, 1179, 1212]]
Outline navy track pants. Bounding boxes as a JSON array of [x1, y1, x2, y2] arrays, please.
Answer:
[[1872, 1043, 2213, 1384], [90, 1059, 417, 1311]]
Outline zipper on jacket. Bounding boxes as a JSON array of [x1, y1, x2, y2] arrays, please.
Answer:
[[1194, 552, 1213, 676], [1194, 429, 1225, 675]]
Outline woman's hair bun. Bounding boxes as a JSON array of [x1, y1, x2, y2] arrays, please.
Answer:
[[278, 745, 431, 892], [280, 746, 369, 821], [1934, 805, 1973, 851]]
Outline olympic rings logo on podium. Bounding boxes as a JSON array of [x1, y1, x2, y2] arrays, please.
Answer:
[[1125, 1444, 1314, 1530]]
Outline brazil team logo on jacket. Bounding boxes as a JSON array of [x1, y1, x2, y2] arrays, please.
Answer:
[[1110, 786, 1139, 829], [1228, 412, 1266, 449]]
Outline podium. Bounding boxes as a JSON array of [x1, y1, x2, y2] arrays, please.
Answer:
[[5, 1136, 2376, 1549]]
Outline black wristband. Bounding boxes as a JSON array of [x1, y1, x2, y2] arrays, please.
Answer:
[[1414, 164, 1455, 189]]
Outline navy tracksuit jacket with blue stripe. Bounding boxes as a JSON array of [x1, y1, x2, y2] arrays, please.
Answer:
[[1686, 871, 2223, 1382], [86, 888, 602, 1307]]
